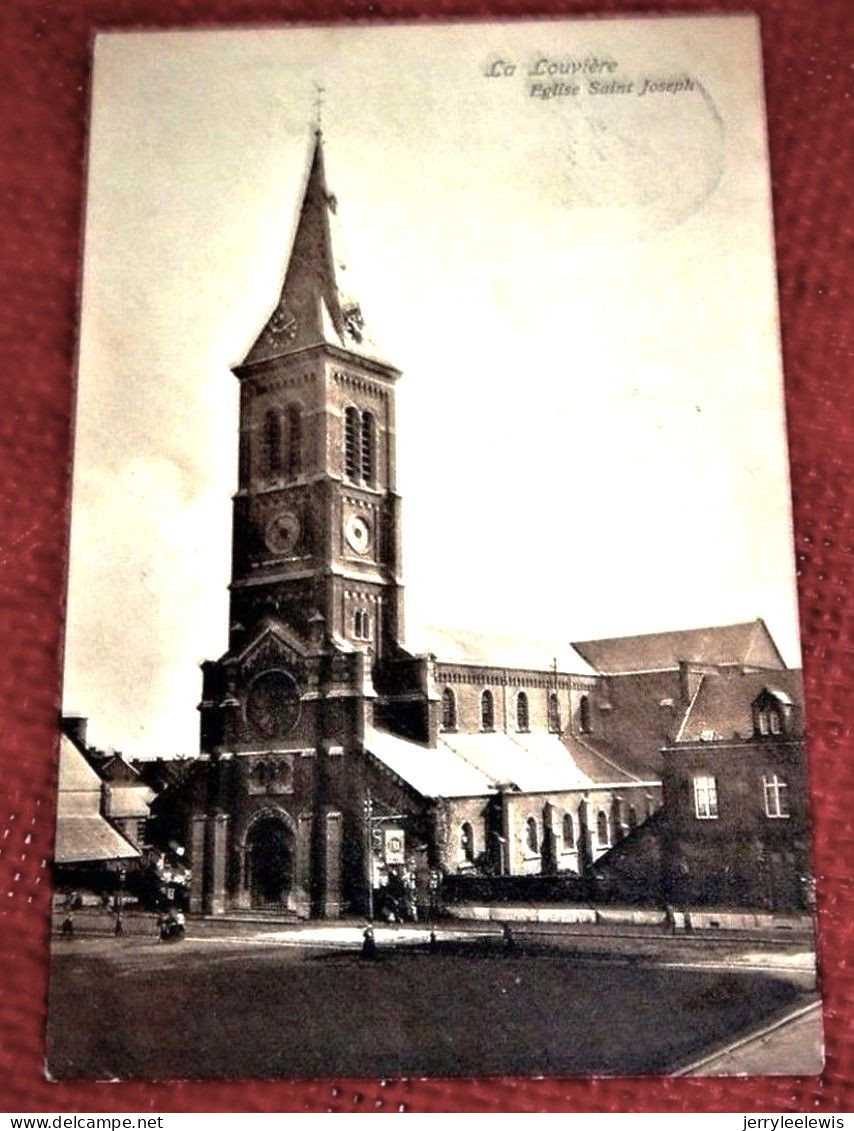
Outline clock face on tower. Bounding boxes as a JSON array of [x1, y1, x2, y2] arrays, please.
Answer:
[[344, 513, 371, 555], [245, 669, 301, 738], [265, 510, 301, 556], [267, 305, 298, 341]]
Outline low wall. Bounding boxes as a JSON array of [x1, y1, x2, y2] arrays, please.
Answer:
[[442, 873, 592, 906], [445, 903, 665, 926], [445, 903, 814, 933], [686, 909, 811, 933]]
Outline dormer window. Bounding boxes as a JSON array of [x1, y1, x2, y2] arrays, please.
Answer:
[[758, 708, 783, 736], [753, 689, 791, 739]]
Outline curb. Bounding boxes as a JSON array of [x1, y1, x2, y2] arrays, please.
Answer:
[[669, 997, 823, 1076]]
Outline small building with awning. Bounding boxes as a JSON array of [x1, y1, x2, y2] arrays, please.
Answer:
[[54, 734, 140, 894]]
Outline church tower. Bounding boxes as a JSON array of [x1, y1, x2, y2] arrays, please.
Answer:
[[229, 131, 404, 655], [191, 131, 406, 919]]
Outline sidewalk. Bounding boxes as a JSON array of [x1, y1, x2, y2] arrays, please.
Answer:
[[672, 998, 824, 1076]]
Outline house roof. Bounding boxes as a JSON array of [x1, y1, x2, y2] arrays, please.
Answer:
[[97, 753, 142, 784], [572, 619, 786, 674], [131, 756, 195, 792], [563, 733, 648, 785], [406, 625, 596, 676], [57, 734, 102, 797], [55, 737, 140, 863], [55, 818, 140, 865], [673, 669, 804, 744]]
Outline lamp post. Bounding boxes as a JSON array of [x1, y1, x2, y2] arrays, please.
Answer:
[[363, 790, 374, 921]]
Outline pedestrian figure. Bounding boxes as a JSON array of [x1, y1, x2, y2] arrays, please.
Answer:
[[362, 923, 377, 959], [114, 911, 124, 937], [60, 910, 74, 939], [501, 923, 516, 953], [429, 929, 438, 953]]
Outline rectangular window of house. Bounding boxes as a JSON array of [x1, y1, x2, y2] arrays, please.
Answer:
[[693, 775, 719, 819], [764, 774, 790, 818]]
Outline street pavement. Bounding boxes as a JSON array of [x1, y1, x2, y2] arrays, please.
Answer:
[[48, 926, 819, 1079]]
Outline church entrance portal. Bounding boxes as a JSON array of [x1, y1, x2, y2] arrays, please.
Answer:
[[246, 815, 293, 908]]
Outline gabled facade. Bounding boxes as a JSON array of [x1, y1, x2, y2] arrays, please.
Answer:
[[660, 670, 809, 910]]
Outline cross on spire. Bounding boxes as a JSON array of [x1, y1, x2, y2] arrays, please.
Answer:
[[313, 81, 325, 133]]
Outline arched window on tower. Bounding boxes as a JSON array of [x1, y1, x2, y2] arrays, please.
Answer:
[[361, 411, 376, 484], [441, 687, 457, 731], [344, 406, 360, 480], [516, 691, 530, 732], [548, 691, 561, 733], [352, 608, 372, 641], [579, 694, 591, 734], [286, 405, 302, 478], [264, 410, 283, 475], [525, 816, 539, 855], [481, 689, 495, 732], [562, 812, 574, 849]]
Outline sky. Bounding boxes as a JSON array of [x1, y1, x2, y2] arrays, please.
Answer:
[[61, 16, 803, 756]]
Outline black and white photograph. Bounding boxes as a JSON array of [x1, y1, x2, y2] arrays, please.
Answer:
[[47, 15, 823, 1080]]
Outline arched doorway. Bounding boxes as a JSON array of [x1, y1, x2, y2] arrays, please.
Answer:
[[245, 813, 294, 908]]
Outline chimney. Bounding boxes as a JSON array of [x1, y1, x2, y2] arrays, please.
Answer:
[[678, 661, 691, 705], [62, 715, 88, 750]]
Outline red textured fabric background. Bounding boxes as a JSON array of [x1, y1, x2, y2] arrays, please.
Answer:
[[0, 0, 850, 1113]]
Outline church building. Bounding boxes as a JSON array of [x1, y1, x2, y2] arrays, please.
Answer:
[[187, 132, 801, 919]]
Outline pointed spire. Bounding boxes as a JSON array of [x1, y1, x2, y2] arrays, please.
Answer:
[[240, 130, 379, 367]]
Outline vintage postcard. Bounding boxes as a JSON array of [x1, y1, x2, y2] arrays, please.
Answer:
[[48, 15, 822, 1079]]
